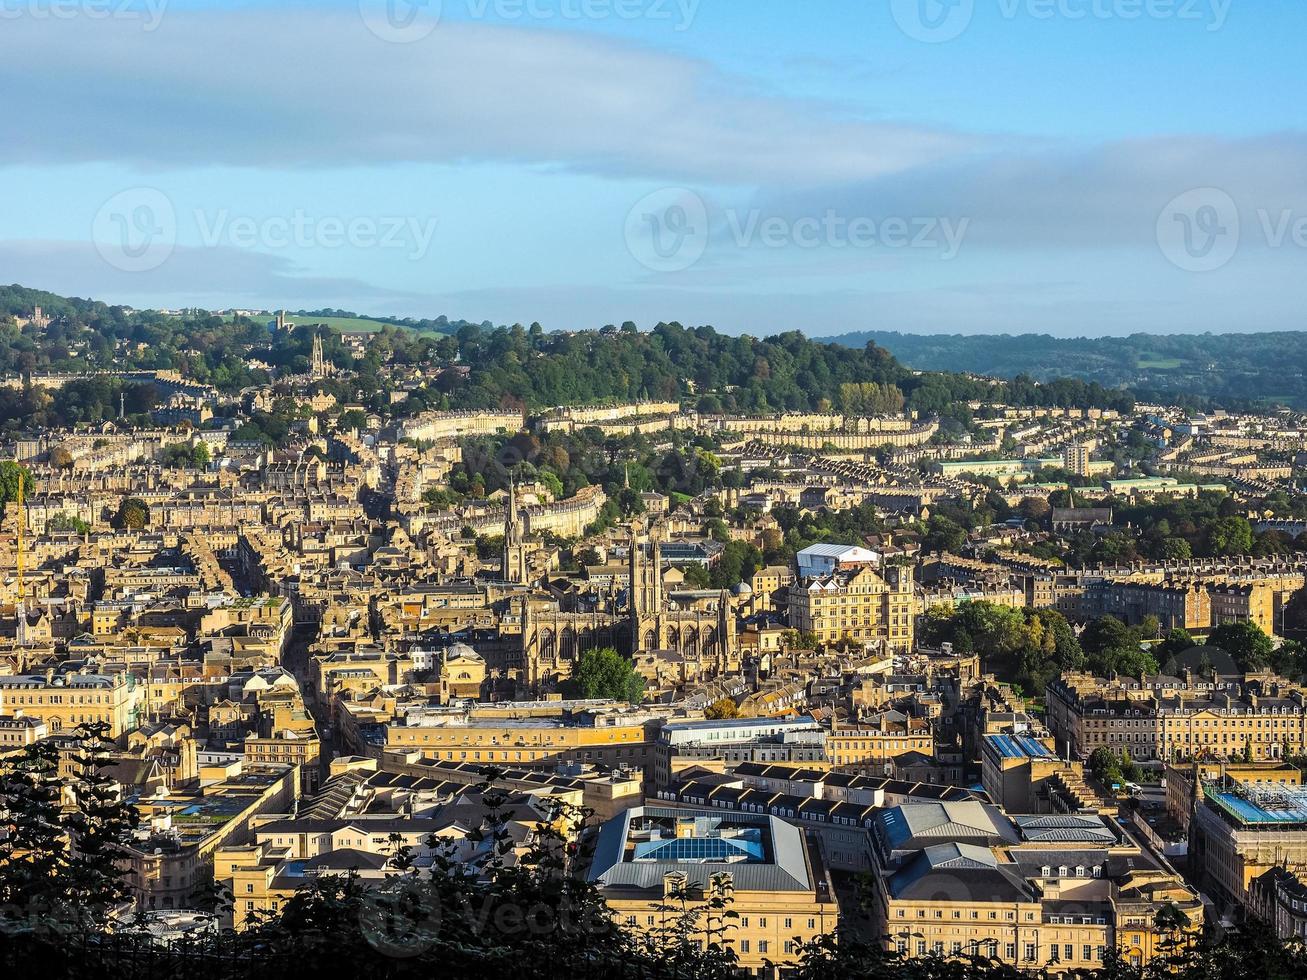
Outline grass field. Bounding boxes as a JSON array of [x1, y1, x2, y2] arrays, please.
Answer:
[[1135, 354, 1184, 370], [223, 313, 419, 333]]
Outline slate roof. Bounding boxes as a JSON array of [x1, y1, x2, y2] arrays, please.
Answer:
[[587, 806, 811, 893], [876, 801, 1016, 854], [1012, 813, 1118, 845], [888, 843, 1033, 903]]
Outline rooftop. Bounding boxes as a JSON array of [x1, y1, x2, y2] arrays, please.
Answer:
[[985, 733, 1057, 760], [588, 806, 811, 893]]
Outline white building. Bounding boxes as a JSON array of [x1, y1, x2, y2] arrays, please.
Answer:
[[796, 543, 880, 580]]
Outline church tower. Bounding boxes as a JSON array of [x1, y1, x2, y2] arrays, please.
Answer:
[[310, 330, 327, 380], [502, 478, 530, 584], [628, 524, 664, 651]]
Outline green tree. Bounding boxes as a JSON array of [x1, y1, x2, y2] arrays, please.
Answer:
[[921, 514, 967, 553], [704, 698, 738, 720], [565, 647, 645, 703], [1205, 516, 1254, 556], [1208, 621, 1275, 672], [1081, 615, 1159, 677], [338, 408, 369, 432], [1088, 746, 1125, 789], [46, 512, 90, 534], [1158, 628, 1196, 661], [682, 563, 712, 588], [1160, 537, 1193, 560], [0, 724, 138, 930], [114, 497, 149, 530], [0, 460, 32, 505]]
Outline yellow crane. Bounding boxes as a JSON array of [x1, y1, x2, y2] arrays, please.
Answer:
[[15, 469, 23, 602]]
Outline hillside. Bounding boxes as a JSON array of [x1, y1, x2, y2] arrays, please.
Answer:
[[828, 330, 1307, 410]]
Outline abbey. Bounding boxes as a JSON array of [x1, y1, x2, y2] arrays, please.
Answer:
[[517, 521, 737, 692]]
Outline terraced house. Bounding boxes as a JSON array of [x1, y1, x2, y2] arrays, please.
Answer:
[[868, 800, 1201, 971], [1046, 670, 1307, 762]]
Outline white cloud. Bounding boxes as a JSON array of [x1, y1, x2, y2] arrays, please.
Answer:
[[748, 133, 1307, 249], [0, 240, 434, 313], [0, 10, 970, 185]]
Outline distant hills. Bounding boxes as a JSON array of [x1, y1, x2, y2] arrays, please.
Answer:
[[6, 278, 1306, 411], [826, 330, 1307, 410]]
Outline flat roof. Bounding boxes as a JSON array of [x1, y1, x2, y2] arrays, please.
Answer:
[[985, 733, 1056, 760], [1208, 784, 1307, 825]]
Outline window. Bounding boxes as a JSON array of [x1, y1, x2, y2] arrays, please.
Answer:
[[757, 941, 768, 954]]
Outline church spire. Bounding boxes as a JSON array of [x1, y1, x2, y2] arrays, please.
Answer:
[[502, 477, 528, 584], [310, 329, 327, 380]]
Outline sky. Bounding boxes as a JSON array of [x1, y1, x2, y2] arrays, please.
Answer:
[[2, 0, 1306, 337]]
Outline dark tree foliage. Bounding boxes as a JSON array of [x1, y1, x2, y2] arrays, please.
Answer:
[[0, 724, 138, 931]]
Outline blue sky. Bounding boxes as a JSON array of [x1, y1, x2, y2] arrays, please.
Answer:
[[2, 0, 1305, 336]]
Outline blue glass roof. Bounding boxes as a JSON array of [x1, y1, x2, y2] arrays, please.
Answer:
[[987, 734, 1055, 759], [633, 830, 764, 863], [1212, 791, 1307, 824]]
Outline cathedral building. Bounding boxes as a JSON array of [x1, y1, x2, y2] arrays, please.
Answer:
[[627, 525, 735, 674], [501, 479, 531, 585], [514, 523, 738, 694]]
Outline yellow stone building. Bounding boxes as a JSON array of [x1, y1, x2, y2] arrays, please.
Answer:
[[0, 670, 138, 739], [384, 713, 656, 771], [869, 801, 1202, 972], [1046, 670, 1307, 762], [788, 563, 914, 652], [587, 807, 838, 972], [827, 712, 934, 773]]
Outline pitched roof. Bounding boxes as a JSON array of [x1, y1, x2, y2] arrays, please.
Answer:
[[888, 843, 1033, 903]]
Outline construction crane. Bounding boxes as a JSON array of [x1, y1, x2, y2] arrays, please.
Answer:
[[13, 470, 28, 664]]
